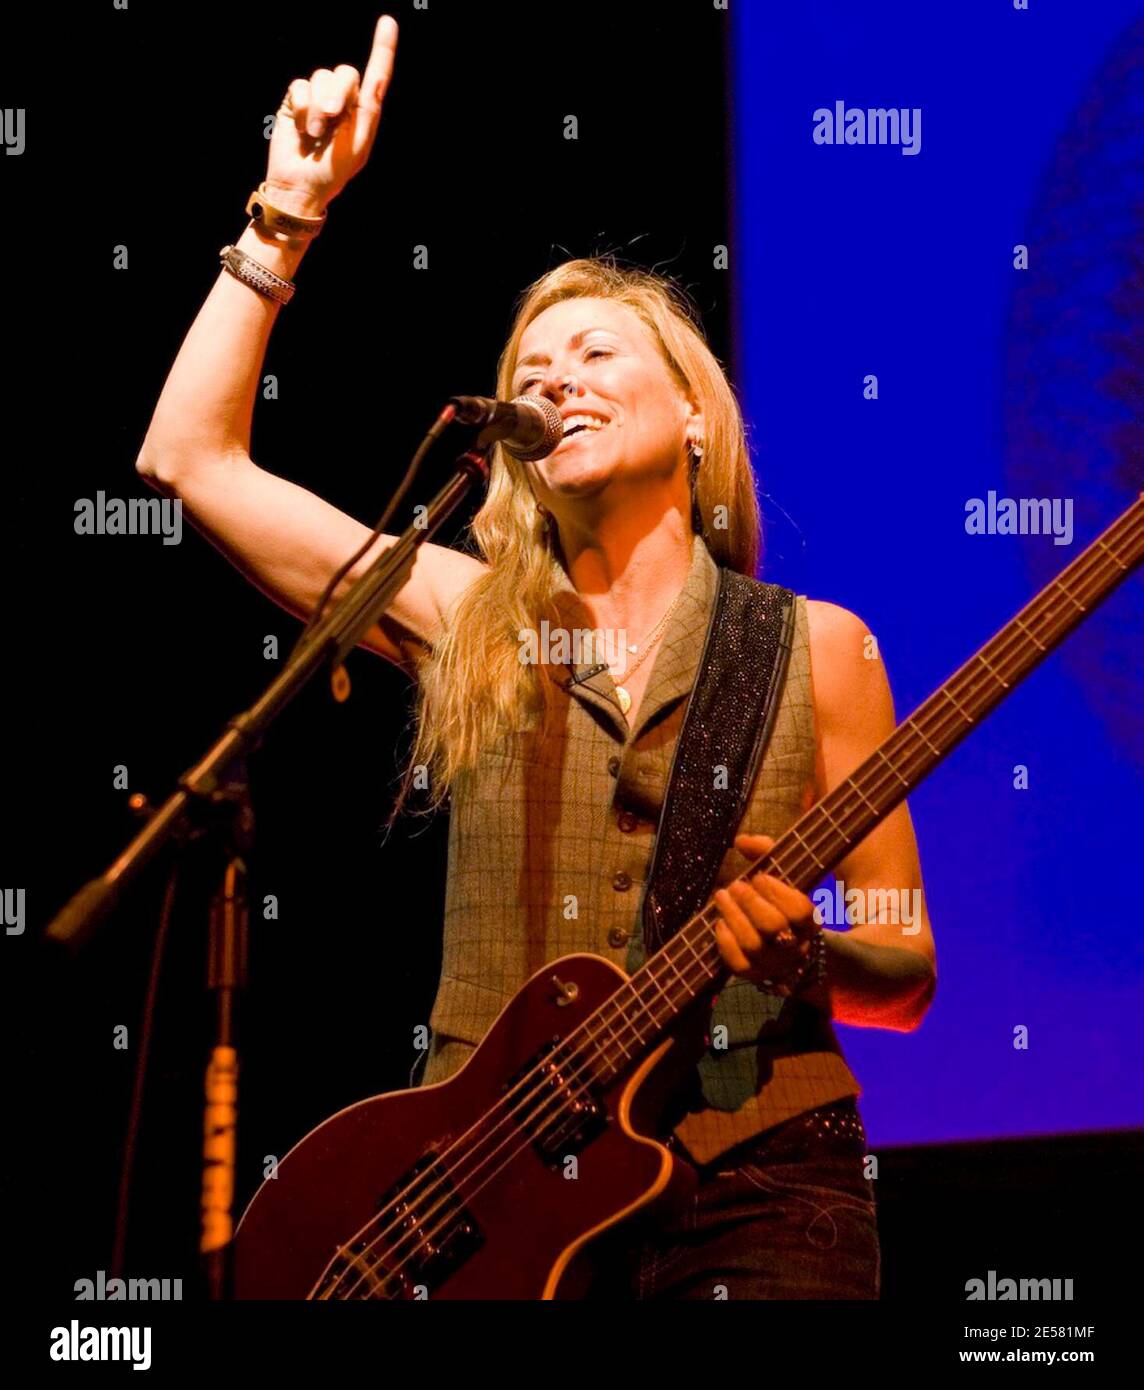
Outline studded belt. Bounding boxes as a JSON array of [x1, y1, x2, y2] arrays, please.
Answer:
[[674, 1098, 868, 1173]]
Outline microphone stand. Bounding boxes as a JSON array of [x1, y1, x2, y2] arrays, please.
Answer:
[[44, 433, 493, 1296]]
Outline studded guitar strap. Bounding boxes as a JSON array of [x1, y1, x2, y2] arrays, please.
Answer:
[[641, 569, 797, 954]]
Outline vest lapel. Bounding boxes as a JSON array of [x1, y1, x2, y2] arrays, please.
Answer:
[[625, 537, 718, 742], [548, 535, 719, 742]]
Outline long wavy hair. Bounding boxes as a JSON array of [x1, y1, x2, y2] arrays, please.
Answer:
[[396, 256, 761, 816]]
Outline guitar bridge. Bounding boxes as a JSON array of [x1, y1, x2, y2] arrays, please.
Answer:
[[313, 1150, 483, 1299]]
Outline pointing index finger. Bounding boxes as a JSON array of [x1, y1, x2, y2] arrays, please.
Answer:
[[358, 14, 399, 115]]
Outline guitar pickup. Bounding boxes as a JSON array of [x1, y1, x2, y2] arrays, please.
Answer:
[[506, 1039, 608, 1164], [313, 1150, 484, 1299]]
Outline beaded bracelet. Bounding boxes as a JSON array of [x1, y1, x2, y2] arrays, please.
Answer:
[[757, 928, 827, 999], [218, 242, 296, 306]]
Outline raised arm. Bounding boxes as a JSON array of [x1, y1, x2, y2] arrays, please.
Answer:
[[134, 15, 484, 669]]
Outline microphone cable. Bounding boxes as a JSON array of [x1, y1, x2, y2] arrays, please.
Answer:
[[287, 401, 458, 663]]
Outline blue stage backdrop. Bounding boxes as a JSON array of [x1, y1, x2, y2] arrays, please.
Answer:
[[731, 0, 1143, 1146]]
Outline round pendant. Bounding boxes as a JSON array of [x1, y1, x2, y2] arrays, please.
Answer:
[[615, 686, 632, 715]]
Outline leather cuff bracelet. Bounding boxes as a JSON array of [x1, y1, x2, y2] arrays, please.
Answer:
[[756, 928, 828, 999], [245, 182, 327, 242], [219, 243, 296, 305]]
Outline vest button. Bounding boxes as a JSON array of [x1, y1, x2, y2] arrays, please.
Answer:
[[617, 811, 638, 833], [607, 756, 621, 777], [612, 871, 632, 892], [607, 927, 629, 948]]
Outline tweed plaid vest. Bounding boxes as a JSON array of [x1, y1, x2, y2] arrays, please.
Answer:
[[417, 535, 860, 1164]]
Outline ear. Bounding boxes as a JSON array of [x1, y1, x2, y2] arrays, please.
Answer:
[[683, 396, 706, 449]]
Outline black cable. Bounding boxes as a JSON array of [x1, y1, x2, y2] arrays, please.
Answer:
[[110, 860, 181, 1281], [288, 403, 459, 663]]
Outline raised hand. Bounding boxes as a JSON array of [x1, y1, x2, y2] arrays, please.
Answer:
[[264, 14, 399, 216]]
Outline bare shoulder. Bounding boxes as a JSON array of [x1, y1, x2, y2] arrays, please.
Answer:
[[805, 598, 871, 653], [804, 598, 896, 741], [805, 599, 878, 679]]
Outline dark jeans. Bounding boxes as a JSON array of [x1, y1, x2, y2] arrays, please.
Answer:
[[582, 1098, 880, 1300]]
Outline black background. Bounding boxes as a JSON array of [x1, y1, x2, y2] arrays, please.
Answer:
[[15, 0, 734, 1292], [6, 0, 1136, 1333]]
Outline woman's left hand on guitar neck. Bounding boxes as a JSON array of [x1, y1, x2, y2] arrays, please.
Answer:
[[712, 833, 824, 1000], [712, 601, 937, 1030]]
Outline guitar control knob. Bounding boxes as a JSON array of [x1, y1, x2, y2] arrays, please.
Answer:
[[551, 975, 580, 1006]]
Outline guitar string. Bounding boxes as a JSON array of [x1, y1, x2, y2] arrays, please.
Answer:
[[324, 513, 1142, 1298], [322, 509, 1142, 1297], [328, 517, 1141, 1299]]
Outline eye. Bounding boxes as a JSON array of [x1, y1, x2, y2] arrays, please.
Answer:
[[585, 347, 613, 362]]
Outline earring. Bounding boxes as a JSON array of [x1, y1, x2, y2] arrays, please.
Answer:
[[687, 439, 705, 534], [536, 503, 551, 536]]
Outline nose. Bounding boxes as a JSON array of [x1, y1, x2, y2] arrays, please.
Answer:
[[538, 371, 585, 405]]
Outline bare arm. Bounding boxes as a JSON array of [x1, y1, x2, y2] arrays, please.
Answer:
[[715, 600, 936, 1031], [134, 15, 483, 668], [805, 600, 936, 1029]]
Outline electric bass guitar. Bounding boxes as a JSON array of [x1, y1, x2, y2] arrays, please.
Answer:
[[233, 496, 1142, 1299]]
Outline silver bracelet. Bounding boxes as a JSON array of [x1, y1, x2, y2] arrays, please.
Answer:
[[218, 242, 296, 305]]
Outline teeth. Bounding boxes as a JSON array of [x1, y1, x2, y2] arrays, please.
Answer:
[[563, 414, 607, 435]]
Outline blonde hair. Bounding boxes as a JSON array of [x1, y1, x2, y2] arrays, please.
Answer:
[[395, 256, 760, 817]]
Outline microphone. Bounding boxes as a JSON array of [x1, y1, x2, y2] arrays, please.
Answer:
[[449, 394, 564, 462]]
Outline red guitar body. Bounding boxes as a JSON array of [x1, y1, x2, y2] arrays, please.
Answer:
[[233, 954, 699, 1299], [230, 495, 1144, 1299]]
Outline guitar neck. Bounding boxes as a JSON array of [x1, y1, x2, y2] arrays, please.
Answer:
[[582, 496, 1144, 1086]]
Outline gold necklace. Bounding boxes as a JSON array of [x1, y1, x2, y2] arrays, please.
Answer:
[[610, 587, 685, 716]]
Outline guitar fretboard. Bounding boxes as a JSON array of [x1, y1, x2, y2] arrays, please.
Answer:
[[568, 495, 1144, 1087]]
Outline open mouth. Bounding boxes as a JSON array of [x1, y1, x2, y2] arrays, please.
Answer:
[[561, 413, 609, 441]]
